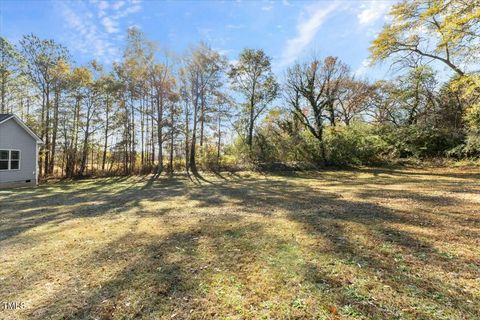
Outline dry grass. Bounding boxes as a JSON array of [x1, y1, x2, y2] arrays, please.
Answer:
[[0, 167, 479, 319]]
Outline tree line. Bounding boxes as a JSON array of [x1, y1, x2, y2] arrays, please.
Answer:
[[0, 0, 479, 178]]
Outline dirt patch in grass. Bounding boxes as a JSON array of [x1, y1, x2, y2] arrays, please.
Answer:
[[0, 167, 479, 319]]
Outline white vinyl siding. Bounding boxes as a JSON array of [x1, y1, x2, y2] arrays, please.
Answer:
[[0, 116, 39, 186]]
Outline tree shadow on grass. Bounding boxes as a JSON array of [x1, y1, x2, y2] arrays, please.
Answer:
[[291, 208, 479, 319], [20, 201, 479, 319], [1, 169, 479, 319], [0, 176, 186, 241], [0, 168, 475, 244], [25, 217, 270, 319]]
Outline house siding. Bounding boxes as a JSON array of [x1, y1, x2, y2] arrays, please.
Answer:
[[0, 118, 38, 186]]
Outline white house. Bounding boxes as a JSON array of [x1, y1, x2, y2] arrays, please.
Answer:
[[0, 114, 43, 188]]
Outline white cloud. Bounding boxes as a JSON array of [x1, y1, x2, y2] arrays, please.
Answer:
[[115, 3, 141, 18], [226, 24, 245, 29], [102, 16, 119, 33], [216, 49, 232, 57], [261, 0, 275, 11], [58, 0, 142, 64], [59, 2, 118, 63], [280, 2, 341, 67], [97, 0, 109, 11], [112, 1, 126, 10], [355, 58, 370, 76], [357, 1, 392, 26], [99, 0, 141, 32]]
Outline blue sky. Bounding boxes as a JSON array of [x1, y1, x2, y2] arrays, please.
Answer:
[[1, 0, 395, 79]]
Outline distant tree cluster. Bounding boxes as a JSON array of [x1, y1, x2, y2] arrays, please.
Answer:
[[1, 0, 479, 178]]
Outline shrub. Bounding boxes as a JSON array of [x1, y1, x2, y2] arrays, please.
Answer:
[[380, 125, 464, 158], [324, 123, 390, 165]]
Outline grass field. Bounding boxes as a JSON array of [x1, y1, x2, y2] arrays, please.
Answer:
[[1, 167, 479, 319]]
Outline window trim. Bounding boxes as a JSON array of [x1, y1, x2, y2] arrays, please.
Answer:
[[0, 149, 21, 171]]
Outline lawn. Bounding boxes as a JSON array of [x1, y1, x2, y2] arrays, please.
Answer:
[[1, 167, 479, 319]]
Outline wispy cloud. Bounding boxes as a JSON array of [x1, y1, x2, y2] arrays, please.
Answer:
[[112, 1, 126, 11], [354, 58, 370, 77], [226, 24, 245, 29], [280, 2, 340, 67], [215, 48, 232, 57], [102, 16, 119, 33], [357, 1, 392, 26], [196, 28, 230, 47], [58, 0, 142, 64], [97, 0, 141, 34]]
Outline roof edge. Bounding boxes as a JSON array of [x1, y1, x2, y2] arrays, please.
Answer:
[[0, 114, 14, 124], [0, 115, 43, 144]]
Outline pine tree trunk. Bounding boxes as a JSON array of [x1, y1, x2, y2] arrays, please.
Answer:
[[157, 93, 163, 173], [102, 96, 110, 171]]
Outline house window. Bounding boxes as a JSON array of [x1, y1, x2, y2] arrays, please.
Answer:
[[10, 151, 20, 170], [0, 150, 8, 170], [0, 150, 21, 171]]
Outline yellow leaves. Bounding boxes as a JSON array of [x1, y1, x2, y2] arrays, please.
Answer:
[[370, 24, 400, 62], [48, 59, 71, 85], [122, 57, 148, 83], [54, 59, 70, 74], [465, 102, 480, 130], [390, 1, 410, 19], [264, 108, 283, 125], [71, 66, 93, 86], [449, 73, 480, 130], [420, 0, 444, 19], [370, 0, 479, 71], [151, 63, 176, 94], [450, 74, 480, 96]]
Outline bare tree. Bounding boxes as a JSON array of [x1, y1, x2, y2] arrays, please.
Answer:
[[336, 78, 372, 126], [285, 56, 349, 164]]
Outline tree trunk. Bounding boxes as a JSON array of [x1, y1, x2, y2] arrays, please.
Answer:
[[189, 87, 199, 174], [189, 119, 197, 174], [39, 91, 45, 178], [72, 98, 80, 177], [140, 97, 145, 169], [318, 127, 326, 165], [200, 88, 205, 147], [247, 80, 257, 149], [44, 86, 50, 177], [169, 102, 175, 173], [157, 93, 163, 173], [247, 99, 254, 148], [185, 101, 190, 172], [102, 95, 110, 171], [79, 111, 91, 176], [217, 115, 221, 167], [130, 95, 136, 173], [49, 89, 60, 175], [151, 95, 155, 165], [328, 101, 335, 126]]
